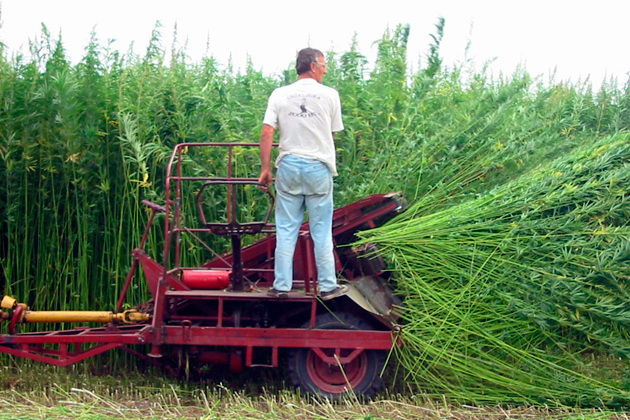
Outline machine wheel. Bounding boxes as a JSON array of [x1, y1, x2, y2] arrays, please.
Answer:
[[287, 312, 386, 400]]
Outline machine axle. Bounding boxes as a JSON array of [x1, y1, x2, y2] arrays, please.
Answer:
[[1, 295, 150, 326]]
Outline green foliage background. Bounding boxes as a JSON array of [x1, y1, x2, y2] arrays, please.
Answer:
[[1, 22, 629, 405]]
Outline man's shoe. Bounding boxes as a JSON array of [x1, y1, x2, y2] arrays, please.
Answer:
[[267, 288, 288, 299], [319, 285, 349, 301]]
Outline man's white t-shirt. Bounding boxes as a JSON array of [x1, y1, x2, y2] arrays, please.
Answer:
[[263, 78, 344, 176]]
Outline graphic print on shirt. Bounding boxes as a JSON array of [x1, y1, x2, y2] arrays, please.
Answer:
[[288, 94, 320, 118]]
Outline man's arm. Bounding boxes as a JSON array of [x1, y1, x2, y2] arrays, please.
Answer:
[[258, 124, 275, 192]]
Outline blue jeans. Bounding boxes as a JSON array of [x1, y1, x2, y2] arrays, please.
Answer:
[[273, 155, 337, 293]]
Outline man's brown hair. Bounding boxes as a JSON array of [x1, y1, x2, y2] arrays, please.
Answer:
[[295, 48, 324, 75]]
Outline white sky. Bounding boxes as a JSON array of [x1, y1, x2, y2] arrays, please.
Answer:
[[1, 0, 629, 87]]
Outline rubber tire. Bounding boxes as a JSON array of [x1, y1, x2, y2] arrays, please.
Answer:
[[287, 312, 386, 400]]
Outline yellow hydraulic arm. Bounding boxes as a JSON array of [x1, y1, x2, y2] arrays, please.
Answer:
[[0, 295, 150, 325]]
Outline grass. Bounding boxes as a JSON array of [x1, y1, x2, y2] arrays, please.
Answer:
[[1, 365, 630, 419]]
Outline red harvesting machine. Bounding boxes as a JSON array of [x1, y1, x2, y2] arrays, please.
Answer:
[[0, 142, 407, 399]]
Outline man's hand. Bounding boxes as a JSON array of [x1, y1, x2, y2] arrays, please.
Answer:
[[258, 169, 272, 192]]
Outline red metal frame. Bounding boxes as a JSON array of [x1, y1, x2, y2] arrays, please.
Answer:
[[0, 142, 404, 371]]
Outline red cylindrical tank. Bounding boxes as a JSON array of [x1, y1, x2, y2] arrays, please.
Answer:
[[198, 350, 243, 373], [180, 270, 231, 289]]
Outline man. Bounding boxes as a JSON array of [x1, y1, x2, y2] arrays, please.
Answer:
[[258, 48, 347, 301]]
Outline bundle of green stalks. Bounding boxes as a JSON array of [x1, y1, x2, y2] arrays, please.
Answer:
[[359, 132, 630, 406]]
